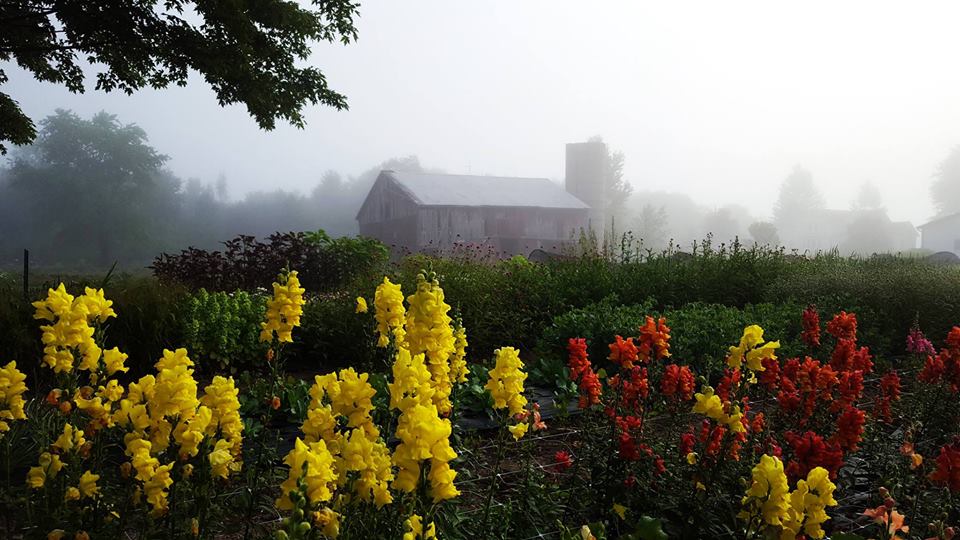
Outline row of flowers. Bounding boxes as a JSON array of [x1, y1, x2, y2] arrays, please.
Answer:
[[2, 272, 959, 539]]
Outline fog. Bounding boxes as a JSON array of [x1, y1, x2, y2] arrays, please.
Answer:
[[4, 1, 960, 267]]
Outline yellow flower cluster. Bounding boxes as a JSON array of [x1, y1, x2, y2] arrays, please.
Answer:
[[485, 347, 528, 416], [32, 285, 119, 374], [782, 467, 837, 539], [740, 455, 837, 539], [200, 376, 244, 477], [403, 514, 437, 540], [389, 349, 459, 502], [727, 325, 780, 372], [374, 277, 406, 347], [296, 368, 394, 508], [0, 360, 28, 434], [404, 274, 458, 413], [450, 320, 470, 384], [27, 451, 63, 488], [277, 438, 338, 509], [76, 470, 100, 499], [113, 349, 243, 514], [485, 347, 529, 439], [692, 385, 745, 433], [260, 270, 306, 343], [739, 454, 790, 528]]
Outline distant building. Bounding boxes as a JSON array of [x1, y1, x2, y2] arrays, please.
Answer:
[[356, 143, 606, 257], [919, 212, 960, 255]]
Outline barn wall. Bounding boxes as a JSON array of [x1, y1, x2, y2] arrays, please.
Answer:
[[922, 215, 960, 254], [357, 176, 420, 251], [417, 206, 588, 256]]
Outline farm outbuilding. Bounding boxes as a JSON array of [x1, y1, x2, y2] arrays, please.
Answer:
[[919, 212, 960, 255], [357, 142, 607, 257], [357, 171, 590, 256]]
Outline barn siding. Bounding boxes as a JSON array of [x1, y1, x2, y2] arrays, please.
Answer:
[[357, 172, 590, 258], [357, 176, 420, 251], [416, 206, 587, 255]]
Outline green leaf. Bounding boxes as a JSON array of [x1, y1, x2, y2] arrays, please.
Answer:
[[631, 516, 668, 540]]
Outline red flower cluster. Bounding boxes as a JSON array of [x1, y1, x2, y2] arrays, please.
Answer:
[[874, 370, 901, 423], [608, 335, 639, 368], [918, 327, 960, 392], [930, 440, 960, 492], [776, 357, 837, 420], [831, 406, 866, 452], [610, 365, 649, 404], [638, 316, 671, 362], [785, 430, 845, 481], [567, 338, 591, 379], [833, 370, 865, 413], [802, 305, 821, 347], [827, 311, 858, 341], [660, 364, 695, 402], [553, 450, 573, 472], [568, 338, 602, 408]]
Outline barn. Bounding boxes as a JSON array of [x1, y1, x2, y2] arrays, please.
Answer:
[[356, 171, 591, 256], [919, 212, 960, 255]]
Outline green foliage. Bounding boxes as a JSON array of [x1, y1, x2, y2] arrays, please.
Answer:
[[540, 298, 803, 377], [287, 293, 384, 375], [0, 111, 181, 266], [181, 289, 267, 375], [0, 0, 361, 153]]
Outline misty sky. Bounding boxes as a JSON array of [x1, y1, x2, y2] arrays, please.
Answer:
[[6, 1, 960, 225]]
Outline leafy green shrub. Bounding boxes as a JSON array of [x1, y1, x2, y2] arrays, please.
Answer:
[[766, 257, 960, 355], [286, 293, 385, 374], [181, 289, 267, 375]]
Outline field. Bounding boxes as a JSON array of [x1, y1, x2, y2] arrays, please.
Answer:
[[1, 240, 959, 540]]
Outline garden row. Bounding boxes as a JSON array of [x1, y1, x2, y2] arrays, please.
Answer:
[[4, 237, 960, 382], [1, 268, 959, 539]]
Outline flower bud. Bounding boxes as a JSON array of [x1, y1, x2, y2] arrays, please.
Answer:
[[59, 401, 72, 414], [884, 497, 896, 509]]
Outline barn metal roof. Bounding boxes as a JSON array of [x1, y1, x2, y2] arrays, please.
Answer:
[[384, 171, 590, 209]]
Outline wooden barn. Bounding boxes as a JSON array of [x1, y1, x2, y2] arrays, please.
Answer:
[[356, 171, 591, 256]]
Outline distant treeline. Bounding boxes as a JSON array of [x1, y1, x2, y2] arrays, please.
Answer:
[[3, 110, 950, 272], [0, 110, 430, 271]]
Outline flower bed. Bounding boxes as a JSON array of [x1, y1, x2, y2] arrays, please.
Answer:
[[0, 271, 958, 539]]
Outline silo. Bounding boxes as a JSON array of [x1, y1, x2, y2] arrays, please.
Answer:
[[565, 141, 608, 241]]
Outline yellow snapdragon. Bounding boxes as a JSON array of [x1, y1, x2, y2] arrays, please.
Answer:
[[727, 325, 780, 372], [260, 270, 306, 343], [404, 273, 457, 413], [485, 346, 528, 416], [373, 277, 405, 347], [0, 361, 28, 434]]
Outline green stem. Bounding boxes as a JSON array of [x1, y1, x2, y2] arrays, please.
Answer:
[[480, 426, 508, 536]]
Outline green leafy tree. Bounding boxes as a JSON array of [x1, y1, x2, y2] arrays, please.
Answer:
[[2, 109, 181, 266], [852, 180, 883, 210], [632, 204, 668, 248], [773, 165, 825, 226], [0, 0, 361, 153], [588, 135, 634, 215], [748, 221, 780, 246], [932, 145, 960, 216]]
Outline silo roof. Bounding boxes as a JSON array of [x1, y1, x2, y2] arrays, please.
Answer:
[[384, 171, 590, 209]]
